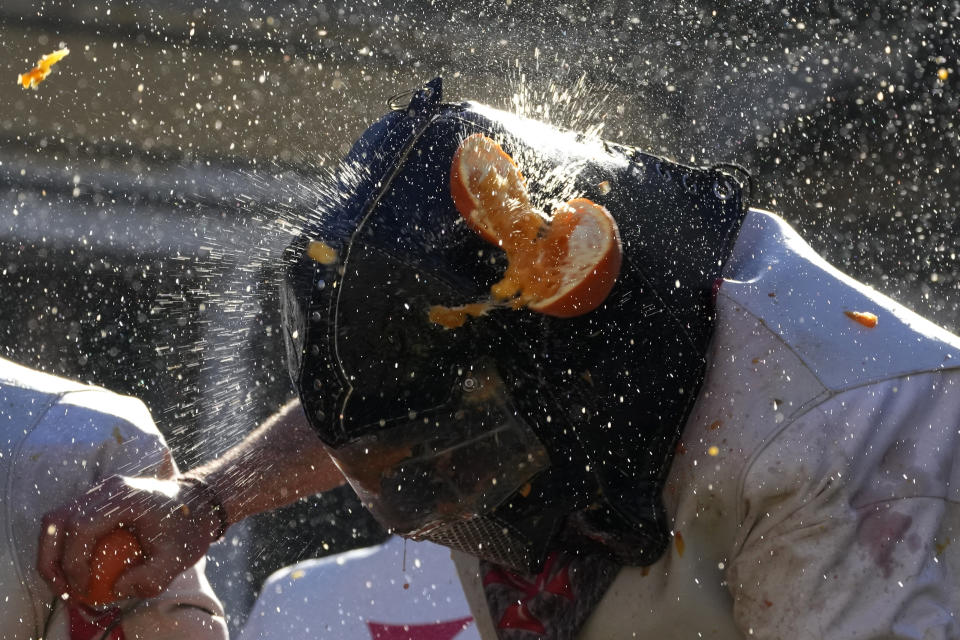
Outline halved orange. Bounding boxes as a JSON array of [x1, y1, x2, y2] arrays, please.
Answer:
[[450, 133, 540, 247], [78, 528, 144, 606], [526, 198, 622, 317], [449, 133, 621, 318]]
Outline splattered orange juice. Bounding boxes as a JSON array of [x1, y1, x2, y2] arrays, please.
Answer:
[[444, 133, 622, 321]]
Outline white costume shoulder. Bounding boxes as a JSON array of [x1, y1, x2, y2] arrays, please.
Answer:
[[723, 209, 960, 389], [458, 210, 960, 639], [0, 357, 228, 640], [240, 536, 479, 640]]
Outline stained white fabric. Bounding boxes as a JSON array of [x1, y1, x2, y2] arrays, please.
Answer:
[[0, 357, 228, 640], [455, 209, 960, 639]]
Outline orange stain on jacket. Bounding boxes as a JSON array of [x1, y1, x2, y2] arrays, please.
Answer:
[[674, 532, 685, 557]]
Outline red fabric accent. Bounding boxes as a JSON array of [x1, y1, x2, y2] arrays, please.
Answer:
[[482, 553, 574, 633], [68, 604, 125, 640], [711, 277, 724, 306], [367, 616, 474, 639]]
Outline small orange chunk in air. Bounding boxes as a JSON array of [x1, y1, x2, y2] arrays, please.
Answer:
[[18, 47, 69, 89], [442, 133, 622, 323], [844, 310, 878, 328]]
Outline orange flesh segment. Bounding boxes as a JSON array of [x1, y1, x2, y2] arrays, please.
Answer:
[[430, 204, 576, 325], [469, 161, 540, 247], [674, 531, 686, 557], [306, 240, 338, 265], [428, 302, 493, 329], [492, 207, 574, 303]]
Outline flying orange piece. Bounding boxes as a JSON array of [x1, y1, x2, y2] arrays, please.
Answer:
[[844, 310, 878, 328], [18, 47, 69, 89], [448, 133, 622, 319], [431, 134, 623, 329]]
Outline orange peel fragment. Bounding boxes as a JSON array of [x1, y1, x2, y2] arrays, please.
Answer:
[[844, 310, 878, 328], [18, 48, 69, 89]]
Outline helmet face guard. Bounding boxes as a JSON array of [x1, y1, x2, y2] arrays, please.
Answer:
[[282, 78, 748, 572], [331, 360, 549, 536]]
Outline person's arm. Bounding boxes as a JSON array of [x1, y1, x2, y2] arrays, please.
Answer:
[[37, 398, 344, 601], [188, 397, 345, 525]]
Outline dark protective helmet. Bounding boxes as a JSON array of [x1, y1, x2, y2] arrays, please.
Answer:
[[280, 78, 748, 573]]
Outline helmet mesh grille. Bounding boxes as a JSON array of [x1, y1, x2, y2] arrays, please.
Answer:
[[416, 516, 530, 572]]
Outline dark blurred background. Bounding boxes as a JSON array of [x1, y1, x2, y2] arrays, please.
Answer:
[[2, 0, 958, 631]]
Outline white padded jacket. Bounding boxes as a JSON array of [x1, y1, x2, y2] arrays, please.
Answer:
[[455, 209, 960, 639], [0, 358, 228, 640]]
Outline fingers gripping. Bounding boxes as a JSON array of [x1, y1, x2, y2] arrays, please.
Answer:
[[38, 474, 223, 603]]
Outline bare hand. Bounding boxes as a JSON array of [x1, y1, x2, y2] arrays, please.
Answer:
[[38, 474, 224, 601]]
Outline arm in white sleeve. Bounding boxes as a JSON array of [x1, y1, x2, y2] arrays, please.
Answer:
[[23, 388, 228, 640]]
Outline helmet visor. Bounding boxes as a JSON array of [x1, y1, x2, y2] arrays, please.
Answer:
[[329, 362, 549, 535]]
